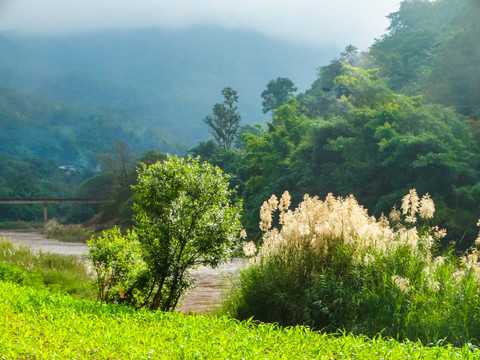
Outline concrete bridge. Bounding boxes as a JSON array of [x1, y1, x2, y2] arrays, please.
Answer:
[[0, 198, 102, 222]]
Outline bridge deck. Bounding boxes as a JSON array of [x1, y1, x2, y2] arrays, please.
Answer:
[[0, 199, 102, 221]]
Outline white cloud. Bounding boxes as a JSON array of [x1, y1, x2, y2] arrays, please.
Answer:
[[0, 0, 400, 49]]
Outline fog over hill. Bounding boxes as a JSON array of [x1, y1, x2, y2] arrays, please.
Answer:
[[0, 27, 339, 151]]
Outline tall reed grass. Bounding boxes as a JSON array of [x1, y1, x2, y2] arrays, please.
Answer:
[[223, 190, 480, 346]]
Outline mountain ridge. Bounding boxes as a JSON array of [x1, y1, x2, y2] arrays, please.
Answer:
[[0, 26, 340, 147]]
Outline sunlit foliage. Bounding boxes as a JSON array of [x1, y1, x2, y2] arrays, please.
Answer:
[[225, 190, 480, 346], [88, 155, 243, 311]]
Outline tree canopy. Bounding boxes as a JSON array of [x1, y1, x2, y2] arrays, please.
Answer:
[[132, 155, 243, 310], [261, 77, 298, 114]]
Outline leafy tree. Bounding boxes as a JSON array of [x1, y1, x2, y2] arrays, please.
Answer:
[[138, 150, 167, 167], [188, 140, 220, 159], [96, 142, 137, 225], [315, 45, 358, 93], [97, 141, 136, 188], [261, 77, 298, 114], [131, 155, 242, 311], [298, 46, 357, 119], [423, 0, 480, 117], [234, 123, 264, 150], [77, 148, 168, 226], [204, 87, 242, 149]]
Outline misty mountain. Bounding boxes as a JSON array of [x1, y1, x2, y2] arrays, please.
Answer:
[[0, 27, 339, 148], [0, 83, 180, 167]]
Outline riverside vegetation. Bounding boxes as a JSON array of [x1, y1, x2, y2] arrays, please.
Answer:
[[2, 0, 480, 357], [2, 189, 480, 357], [87, 155, 242, 311]]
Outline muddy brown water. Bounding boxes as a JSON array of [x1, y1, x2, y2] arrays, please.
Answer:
[[0, 231, 247, 314]]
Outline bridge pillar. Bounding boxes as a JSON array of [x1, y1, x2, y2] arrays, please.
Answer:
[[44, 202, 48, 222]]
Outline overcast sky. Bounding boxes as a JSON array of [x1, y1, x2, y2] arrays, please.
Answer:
[[0, 0, 400, 49]]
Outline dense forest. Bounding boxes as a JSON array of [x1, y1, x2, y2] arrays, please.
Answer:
[[1, 0, 480, 249], [193, 0, 480, 249]]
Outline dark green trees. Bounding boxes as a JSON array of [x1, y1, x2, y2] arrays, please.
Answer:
[[369, 0, 480, 118], [238, 64, 480, 245]]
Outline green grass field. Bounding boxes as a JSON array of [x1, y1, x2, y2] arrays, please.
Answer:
[[1, 281, 479, 359]]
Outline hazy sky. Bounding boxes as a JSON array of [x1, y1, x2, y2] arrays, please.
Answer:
[[0, 0, 400, 49]]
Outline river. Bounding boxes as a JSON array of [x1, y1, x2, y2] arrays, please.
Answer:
[[0, 230, 246, 314]]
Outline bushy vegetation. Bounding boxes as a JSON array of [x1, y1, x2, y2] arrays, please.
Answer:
[[44, 219, 94, 243], [369, 0, 480, 118], [234, 63, 480, 247], [224, 190, 480, 346], [191, 0, 480, 250], [2, 281, 479, 359]]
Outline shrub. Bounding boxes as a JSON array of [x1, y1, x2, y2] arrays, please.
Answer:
[[0, 261, 43, 286], [223, 190, 480, 346], [88, 155, 243, 311], [87, 227, 146, 306], [44, 219, 63, 238]]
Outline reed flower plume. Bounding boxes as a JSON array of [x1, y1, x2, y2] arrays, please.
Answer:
[[278, 191, 291, 212], [402, 189, 419, 223], [255, 189, 443, 267], [243, 241, 256, 257], [259, 195, 278, 231], [257, 192, 400, 264], [392, 275, 411, 293], [419, 193, 435, 220]]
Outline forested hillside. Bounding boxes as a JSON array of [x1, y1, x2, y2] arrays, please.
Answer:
[[369, 0, 480, 117], [0, 84, 169, 222], [0, 84, 174, 166], [196, 0, 480, 248], [0, 27, 335, 223]]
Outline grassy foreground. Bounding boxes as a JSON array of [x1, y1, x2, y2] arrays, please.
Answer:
[[1, 281, 479, 359]]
